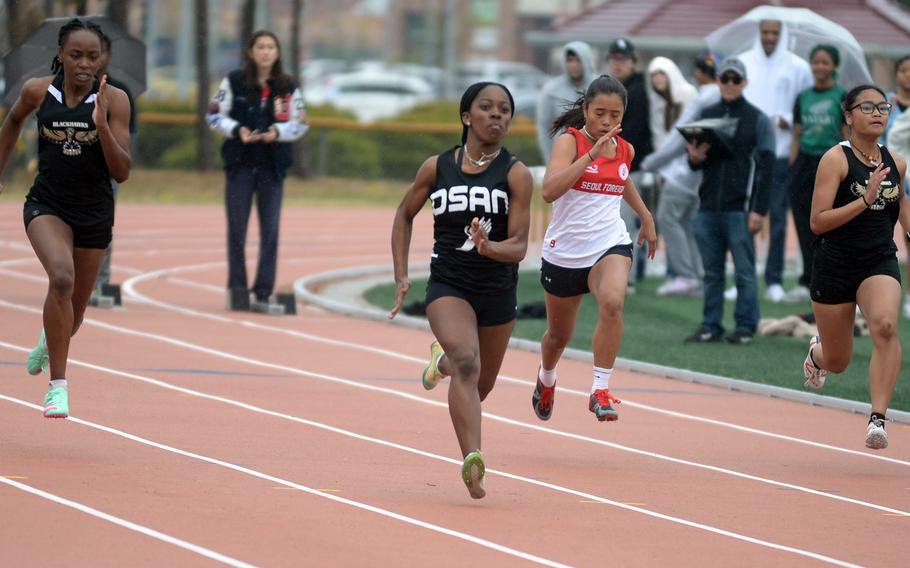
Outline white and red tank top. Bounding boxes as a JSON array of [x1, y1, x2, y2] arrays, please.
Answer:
[[542, 127, 632, 268]]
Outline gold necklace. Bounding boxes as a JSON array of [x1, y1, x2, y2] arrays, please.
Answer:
[[851, 140, 880, 166]]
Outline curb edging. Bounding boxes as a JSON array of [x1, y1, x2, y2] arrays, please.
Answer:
[[293, 265, 910, 424]]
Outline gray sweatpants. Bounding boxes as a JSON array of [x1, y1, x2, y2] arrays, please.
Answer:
[[656, 178, 703, 281]]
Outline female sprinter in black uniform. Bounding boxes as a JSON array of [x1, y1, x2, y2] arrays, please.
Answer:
[[0, 18, 132, 418], [390, 82, 532, 498], [805, 85, 909, 449]]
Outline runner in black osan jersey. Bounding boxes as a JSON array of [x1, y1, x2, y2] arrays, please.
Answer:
[[804, 85, 910, 450], [0, 18, 132, 419], [390, 82, 533, 499]]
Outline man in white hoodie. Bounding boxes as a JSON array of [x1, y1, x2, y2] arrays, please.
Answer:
[[739, 20, 812, 302], [536, 41, 597, 163]]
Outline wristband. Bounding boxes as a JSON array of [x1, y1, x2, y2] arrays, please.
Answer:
[[861, 194, 871, 208], [586, 150, 594, 161]]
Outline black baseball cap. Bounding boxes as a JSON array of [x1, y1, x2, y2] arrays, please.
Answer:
[[608, 37, 635, 57]]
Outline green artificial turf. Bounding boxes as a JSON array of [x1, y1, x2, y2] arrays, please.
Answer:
[[365, 272, 909, 411]]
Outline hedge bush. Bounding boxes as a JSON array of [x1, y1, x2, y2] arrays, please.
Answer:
[[132, 101, 543, 178]]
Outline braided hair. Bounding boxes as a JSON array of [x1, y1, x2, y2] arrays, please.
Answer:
[[50, 18, 105, 76]]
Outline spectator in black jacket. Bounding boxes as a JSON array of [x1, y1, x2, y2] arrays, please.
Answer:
[[607, 38, 654, 287], [208, 30, 308, 312], [684, 57, 775, 345]]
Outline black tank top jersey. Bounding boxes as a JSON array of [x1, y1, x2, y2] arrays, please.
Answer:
[[429, 146, 518, 293], [28, 74, 113, 226], [822, 143, 902, 255]]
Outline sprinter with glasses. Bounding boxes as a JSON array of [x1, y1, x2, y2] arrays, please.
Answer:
[[804, 84, 909, 450]]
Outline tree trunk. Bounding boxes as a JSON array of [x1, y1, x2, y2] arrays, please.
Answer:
[[195, 0, 214, 171], [108, 0, 130, 30], [291, 0, 308, 178], [5, 0, 21, 49], [240, 0, 255, 52], [73, 0, 87, 15]]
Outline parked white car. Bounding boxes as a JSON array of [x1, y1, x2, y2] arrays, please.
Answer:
[[456, 60, 547, 117], [306, 70, 435, 123]]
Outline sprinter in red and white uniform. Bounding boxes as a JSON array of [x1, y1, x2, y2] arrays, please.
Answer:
[[532, 74, 656, 423]]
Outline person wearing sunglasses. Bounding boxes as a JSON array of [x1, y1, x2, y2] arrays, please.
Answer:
[[804, 84, 909, 450], [684, 57, 775, 345]]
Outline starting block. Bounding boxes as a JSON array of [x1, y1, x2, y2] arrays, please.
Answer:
[[276, 293, 297, 315], [227, 288, 297, 316], [89, 283, 122, 309]]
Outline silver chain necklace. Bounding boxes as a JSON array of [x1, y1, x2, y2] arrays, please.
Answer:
[[463, 145, 501, 167]]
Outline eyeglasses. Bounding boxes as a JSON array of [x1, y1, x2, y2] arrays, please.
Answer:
[[849, 102, 893, 115], [719, 74, 743, 85]]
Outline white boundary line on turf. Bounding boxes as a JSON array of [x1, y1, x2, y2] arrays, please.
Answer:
[[294, 264, 910, 425], [101, 260, 910, 465], [0, 394, 570, 568], [0, 354, 866, 568], [2, 307, 908, 521], [0, 475, 256, 567]]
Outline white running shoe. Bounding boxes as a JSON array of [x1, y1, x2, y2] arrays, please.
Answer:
[[657, 277, 700, 297], [865, 417, 888, 450], [724, 285, 737, 301], [803, 335, 826, 389], [765, 283, 786, 303], [903, 297, 910, 319], [782, 285, 811, 303]]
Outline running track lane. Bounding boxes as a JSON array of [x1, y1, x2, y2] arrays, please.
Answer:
[[1, 203, 908, 567]]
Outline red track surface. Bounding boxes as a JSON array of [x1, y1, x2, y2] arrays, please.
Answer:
[[1, 202, 908, 567]]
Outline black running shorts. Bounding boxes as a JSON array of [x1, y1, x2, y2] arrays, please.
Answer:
[[540, 243, 633, 298], [810, 241, 901, 305], [23, 197, 112, 249], [425, 278, 517, 327]]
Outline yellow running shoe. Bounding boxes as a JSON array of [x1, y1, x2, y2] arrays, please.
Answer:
[[461, 451, 485, 499], [421, 340, 446, 390]]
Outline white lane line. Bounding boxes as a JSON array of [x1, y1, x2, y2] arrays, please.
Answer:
[[0, 476, 256, 567], [0, 258, 35, 268], [116, 263, 910, 468], [0, 394, 570, 568], [0, 376, 862, 567], [0, 325, 904, 520]]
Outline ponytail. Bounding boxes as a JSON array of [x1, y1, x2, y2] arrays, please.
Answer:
[[549, 95, 586, 137], [549, 74, 627, 138]]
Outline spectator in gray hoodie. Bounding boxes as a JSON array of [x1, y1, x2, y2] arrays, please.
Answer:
[[536, 41, 597, 163]]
